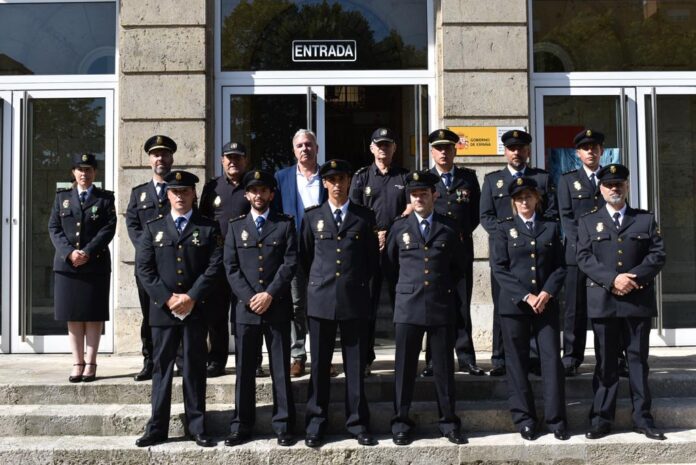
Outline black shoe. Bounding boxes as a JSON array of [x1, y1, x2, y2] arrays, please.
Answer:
[[174, 368, 182, 377], [134, 364, 153, 382], [488, 366, 506, 377], [520, 425, 536, 441], [355, 432, 377, 446], [193, 434, 215, 447], [277, 433, 296, 447], [564, 364, 578, 377], [69, 363, 85, 383], [585, 424, 611, 439], [81, 363, 97, 383], [224, 431, 250, 447], [364, 363, 372, 377], [459, 362, 485, 376], [135, 433, 167, 447], [392, 432, 411, 446], [529, 360, 542, 377], [554, 428, 570, 441], [305, 434, 323, 448], [255, 366, 268, 377], [444, 430, 468, 444], [206, 363, 226, 378], [633, 426, 666, 441], [420, 363, 433, 377]]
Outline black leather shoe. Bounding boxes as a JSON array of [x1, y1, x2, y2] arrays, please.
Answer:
[[564, 365, 578, 377], [206, 363, 225, 378], [69, 363, 84, 383], [520, 425, 536, 441], [585, 424, 611, 439], [193, 434, 215, 447], [224, 431, 250, 447], [134, 364, 153, 382], [393, 432, 411, 446], [420, 363, 434, 377], [459, 363, 485, 376], [488, 366, 506, 377], [529, 360, 542, 376], [277, 433, 296, 447], [633, 426, 666, 440], [255, 366, 268, 377], [445, 430, 468, 444], [554, 428, 570, 440], [355, 432, 377, 446], [618, 363, 630, 378], [135, 433, 166, 447], [305, 434, 323, 448], [81, 363, 97, 383]]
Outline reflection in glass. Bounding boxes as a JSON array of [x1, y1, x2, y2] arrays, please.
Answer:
[[533, 1, 696, 72], [26, 98, 105, 335], [0, 3, 116, 75], [221, 0, 427, 71], [648, 95, 696, 328]]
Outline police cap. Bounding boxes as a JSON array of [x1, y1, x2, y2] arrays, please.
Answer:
[[73, 153, 98, 169], [597, 164, 629, 184], [508, 176, 539, 197], [319, 159, 352, 178], [405, 170, 439, 192], [573, 129, 605, 148], [243, 169, 277, 190], [163, 170, 199, 188], [144, 135, 177, 154], [428, 128, 459, 146], [501, 129, 532, 147], [222, 141, 247, 157], [371, 127, 395, 144]]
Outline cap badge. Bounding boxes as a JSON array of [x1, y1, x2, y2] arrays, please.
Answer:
[[330, 160, 337, 169], [140, 191, 147, 202], [231, 143, 238, 149], [513, 131, 519, 138], [516, 178, 523, 186], [413, 172, 420, 181], [509, 228, 518, 239], [438, 130, 445, 139], [156, 136, 163, 145], [254, 171, 261, 180], [402, 232, 411, 245], [213, 196, 221, 207], [364, 186, 372, 196], [610, 165, 617, 174], [380, 129, 388, 136], [62, 199, 70, 209], [586, 130, 592, 137], [317, 219, 324, 232], [596, 222, 604, 232], [82, 154, 88, 162], [573, 180, 582, 191], [241, 230, 249, 241], [155, 231, 164, 243], [496, 179, 504, 189], [175, 172, 182, 181]]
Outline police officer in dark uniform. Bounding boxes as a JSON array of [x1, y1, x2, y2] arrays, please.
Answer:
[[135, 170, 222, 448], [199, 141, 255, 378], [126, 135, 176, 381], [491, 177, 568, 441], [300, 159, 379, 448], [480, 129, 557, 376], [223, 170, 297, 447], [577, 164, 666, 441], [422, 128, 484, 377], [349, 127, 410, 375], [386, 170, 469, 446]]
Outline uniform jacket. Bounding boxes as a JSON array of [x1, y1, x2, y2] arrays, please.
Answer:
[[273, 164, 328, 234], [557, 169, 605, 265], [199, 175, 250, 238], [576, 206, 665, 318], [385, 212, 468, 326], [349, 163, 409, 231], [136, 211, 224, 326], [125, 181, 170, 249], [299, 201, 379, 320], [223, 210, 298, 325], [431, 166, 480, 254], [48, 186, 116, 274], [491, 216, 566, 316]]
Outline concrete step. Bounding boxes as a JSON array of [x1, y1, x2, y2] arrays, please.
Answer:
[[2, 370, 696, 405], [1, 398, 695, 437], [1, 431, 696, 465]]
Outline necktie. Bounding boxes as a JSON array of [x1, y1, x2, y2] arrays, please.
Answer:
[[334, 209, 343, 228], [79, 191, 87, 204], [421, 219, 430, 241], [525, 221, 534, 233], [613, 212, 621, 229], [442, 172, 452, 189], [513, 171, 522, 179], [589, 173, 597, 190], [175, 216, 186, 234], [157, 183, 167, 202], [255, 216, 265, 234]]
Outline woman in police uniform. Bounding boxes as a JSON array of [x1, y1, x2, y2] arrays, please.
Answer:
[[48, 153, 116, 382], [490, 177, 568, 441]]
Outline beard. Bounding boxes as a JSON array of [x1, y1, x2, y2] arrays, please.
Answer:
[[606, 193, 625, 206]]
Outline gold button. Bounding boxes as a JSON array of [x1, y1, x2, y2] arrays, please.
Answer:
[[258, 243, 262, 248], [618, 250, 623, 254], [424, 246, 429, 251], [177, 282, 182, 286], [76, 242, 80, 247], [618, 238, 623, 242], [178, 245, 183, 249], [76, 232, 80, 236], [337, 248, 341, 253], [259, 279, 264, 283], [498, 193, 503, 197], [424, 281, 430, 286], [259, 267, 264, 272], [424, 269, 430, 274], [158, 214, 163, 218], [424, 258, 429, 262], [177, 257, 182, 262], [337, 236, 342, 240], [335, 272, 340, 277], [531, 279, 536, 284], [618, 261, 623, 266], [336, 260, 341, 264], [447, 201, 451, 205], [76, 222, 81, 227], [530, 240, 535, 245], [258, 256, 263, 260], [530, 253, 535, 258], [531, 266, 536, 270], [355, 235, 359, 239], [177, 270, 183, 275]]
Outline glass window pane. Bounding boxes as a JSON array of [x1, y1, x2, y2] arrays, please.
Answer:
[[0, 3, 116, 75], [220, 0, 428, 71], [27, 98, 106, 336], [533, 1, 696, 72]]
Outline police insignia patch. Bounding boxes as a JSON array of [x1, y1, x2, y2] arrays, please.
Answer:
[[140, 191, 146, 202], [513, 131, 519, 138], [241, 230, 249, 241], [155, 231, 164, 242], [317, 220, 324, 232], [62, 199, 70, 209], [156, 136, 163, 145], [82, 154, 88, 162], [402, 232, 410, 245], [254, 171, 261, 180], [573, 181, 582, 191], [413, 172, 419, 181], [330, 160, 337, 168], [610, 165, 617, 174], [496, 179, 504, 189], [586, 130, 592, 137], [516, 178, 523, 185], [509, 228, 518, 239], [364, 186, 372, 196], [214, 196, 221, 207], [380, 129, 388, 136], [596, 222, 604, 232], [175, 172, 182, 181], [231, 142, 238, 149]]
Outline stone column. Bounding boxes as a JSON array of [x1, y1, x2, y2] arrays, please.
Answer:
[[439, 0, 530, 350], [115, 0, 210, 353]]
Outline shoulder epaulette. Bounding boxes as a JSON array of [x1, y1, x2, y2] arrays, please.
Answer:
[[485, 168, 505, 177], [229, 214, 247, 223], [56, 187, 72, 193], [561, 169, 579, 176], [581, 207, 599, 217], [497, 216, 514, 223], [392, 214, 408, 223], [634, 208, 652, 214], [354, 166, 369, 175], [131, 182, 148, 190], [304, 204, 321, 213], [276, 212, 294, 220], [145, 216, 165, 225]]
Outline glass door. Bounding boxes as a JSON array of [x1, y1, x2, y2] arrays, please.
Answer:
[[9, 89, 114, 353], [0, 91, 11, 353]]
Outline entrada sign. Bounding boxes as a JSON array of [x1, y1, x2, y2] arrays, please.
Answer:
[[292, 40, 357, 62]]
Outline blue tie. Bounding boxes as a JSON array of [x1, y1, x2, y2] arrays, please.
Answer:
[[442, 173, 452, 189], [79, 191, 87, 204], [255, 216, 265, 234], [334, 209, 343, 228], [513, 171, 522, 179], [421, 219, 430, 241], [158, 183, 167, 202], [175, 216, 186, 234]]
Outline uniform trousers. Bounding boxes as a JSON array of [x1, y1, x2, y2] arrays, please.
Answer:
[[561, 266, 588, 368], [147, 322, 207, 438], [205, 278, 233, 366], [289, 267, 308, 362], [500, 311, 566, 431], [305, 317, 370, 436], [393, 323, 460, 435], [136, 274, 153, 363], [367, 251, 395, 366], [231, 322, 295, 434], [590, 316, 654, 429]]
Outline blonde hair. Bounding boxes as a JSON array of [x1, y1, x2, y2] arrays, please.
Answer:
[[510, 188, 543, 215]]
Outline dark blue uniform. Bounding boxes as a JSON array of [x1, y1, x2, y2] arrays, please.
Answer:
[[491, 216, 567, 434], [299, 201, 379, 437], [223, 211, 297, 435], [557, 168, 605, 369], [135, 212, 223, 439], [480, 167, 557, 368], [49, 186, 116, 321], [577, 206, 665, 431], [386, 212, 468, 436]]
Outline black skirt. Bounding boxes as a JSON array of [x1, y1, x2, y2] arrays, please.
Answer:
[[54, 272, 110, 321]]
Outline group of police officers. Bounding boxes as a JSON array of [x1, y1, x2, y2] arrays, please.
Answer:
[[120, 126, 666, 448]]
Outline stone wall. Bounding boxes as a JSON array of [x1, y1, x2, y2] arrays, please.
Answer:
[[439, 0, 530, 350]]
